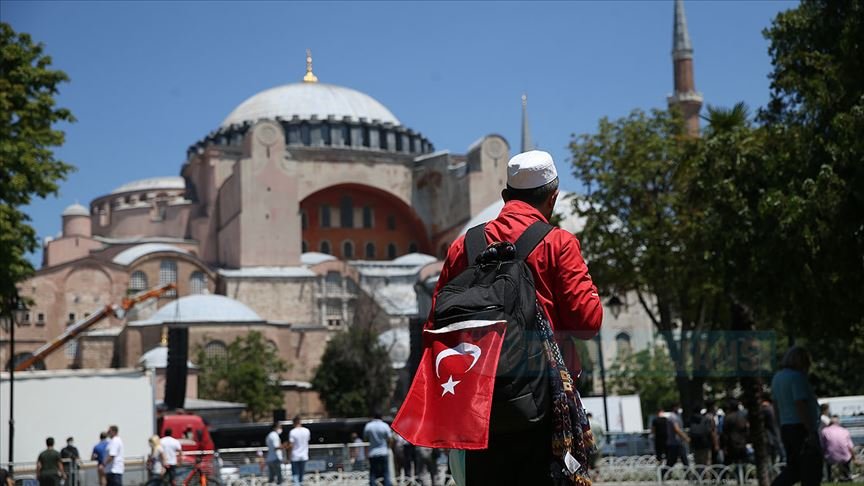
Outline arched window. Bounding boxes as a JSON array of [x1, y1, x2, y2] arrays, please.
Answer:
[[302, 241, 309, 253], [320, 205, 331, 228], [129, 271, 148, 292], [408, 242, 418, 253], [189, 271, 207, 295], [204, 340, 227, 361], [160, 260, 177, 296], [320, 240, 331, 255], [387, 243, 397, 260], [615, 332, 632, 357], [325, 271, 342, 294], [343, 240, 354, 259], [362, 207, 374, 228], [365, 242, 376, 259], [340, 196, 354, 228]]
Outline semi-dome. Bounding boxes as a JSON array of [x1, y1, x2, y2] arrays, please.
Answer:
[[221, 82, 400, 128], [129, 294, 264, 326], [62, 203, 89, 217], [110, 176, 185, 195]]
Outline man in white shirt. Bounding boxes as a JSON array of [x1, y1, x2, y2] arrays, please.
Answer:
[[103, 425, 124, 486], [160, 428, 183, 485], [265, 422, 285, 484], [287, 416, 311, 486]]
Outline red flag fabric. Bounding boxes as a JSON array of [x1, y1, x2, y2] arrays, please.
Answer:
[[392, 319, 507, 450]]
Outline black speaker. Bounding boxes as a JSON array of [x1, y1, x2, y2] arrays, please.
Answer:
[[164, 327, 188, 410]]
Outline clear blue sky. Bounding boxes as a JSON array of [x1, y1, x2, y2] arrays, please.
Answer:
[[3, 0, 795, 266]]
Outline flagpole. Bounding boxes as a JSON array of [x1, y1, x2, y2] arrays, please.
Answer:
[[597, 331, 610, 433]]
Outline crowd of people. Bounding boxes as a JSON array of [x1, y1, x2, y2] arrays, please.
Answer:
[[647, 346, 860, 484]]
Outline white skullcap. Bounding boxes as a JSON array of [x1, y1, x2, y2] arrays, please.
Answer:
[[507, 150, 558, 190]]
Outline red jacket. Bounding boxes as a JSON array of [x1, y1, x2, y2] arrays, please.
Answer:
[[432, 200, 603, 340]]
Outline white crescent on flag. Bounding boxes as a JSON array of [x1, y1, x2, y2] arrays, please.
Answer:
[[434, 342, 481, 378]]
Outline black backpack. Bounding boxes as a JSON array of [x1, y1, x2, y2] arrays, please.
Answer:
[[689, 413, 713, 449], [431, 221, 553, 433]]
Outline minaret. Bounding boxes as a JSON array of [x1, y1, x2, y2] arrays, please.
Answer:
[[303, 48, 318, 83], [668, 0, 702, 136], [521, 94, 534, 153]]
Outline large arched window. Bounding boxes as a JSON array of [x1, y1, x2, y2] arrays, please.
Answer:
[[129, 271, 148, 293], [320, 240, 331, 255], [160, 260, 177, 296], [342, 240, 354, 259], [365, 242, 376, 259], [204, 340, 228, 362], [325, 271, 342, 294], [615, 332, 632, 357], [189, 271, 207, 295], [387, 243, 397, 260], [302, 241, 309, 253], [408, 242, 418, 254]]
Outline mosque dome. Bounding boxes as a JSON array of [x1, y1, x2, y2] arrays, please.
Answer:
[[62, 203, 89, 217], [130, 294, 263, 326], [221, 82, 400, 128], [110, 176, 186, 195]]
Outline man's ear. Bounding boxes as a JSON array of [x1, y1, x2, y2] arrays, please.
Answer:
[[546, 189, 559, 214]]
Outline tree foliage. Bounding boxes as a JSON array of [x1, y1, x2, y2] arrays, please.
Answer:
[[0, 22, 75, 306], [195, 331, 288, 422], [312, 324, 394, 417], [608, 346, 678, 428]]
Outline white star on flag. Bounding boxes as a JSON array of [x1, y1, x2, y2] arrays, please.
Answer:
[[440, 375, 461, 396]]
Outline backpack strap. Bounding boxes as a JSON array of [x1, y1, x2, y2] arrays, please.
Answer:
[[514, 221, 554, 261], [465, 223, 488, 265]]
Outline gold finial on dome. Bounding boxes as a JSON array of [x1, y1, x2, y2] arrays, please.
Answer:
[[303, 48, 318, 83]]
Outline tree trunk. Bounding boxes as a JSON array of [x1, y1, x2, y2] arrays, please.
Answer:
[[731, 299, 771, 486]]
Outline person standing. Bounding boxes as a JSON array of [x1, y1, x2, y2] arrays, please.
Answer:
[[364, 413, 393, 486], [287, 416, 311, 486], [427, 150, 603, 485], [91, 432, 110, 486], [60, 436, 81, 486], [104, 425, 125, 486], [265, 422, 285, 485], [689, 407, 716, 466], [820, 415, 856, 482], [0, 466, 12, 486], [146, 435, 166, 486], [722, 399, 750, 465], [761, 393, 785, 464], [36, 437, 66, 486], [770, 346, 822, 486], [651, 408, 669, 463], [160, 428, 183, 486], [665, 405, 690, 467]]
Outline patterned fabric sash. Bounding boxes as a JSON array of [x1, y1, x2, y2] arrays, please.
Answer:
[[537, 305, 596, 486]]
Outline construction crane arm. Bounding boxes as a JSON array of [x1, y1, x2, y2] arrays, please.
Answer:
[[14, 283, 176, 372]]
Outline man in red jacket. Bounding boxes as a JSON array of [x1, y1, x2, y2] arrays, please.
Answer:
[[434, 150, 603, 485]]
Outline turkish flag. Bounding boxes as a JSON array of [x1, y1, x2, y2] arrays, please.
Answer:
[[392, 319, 507, 450]]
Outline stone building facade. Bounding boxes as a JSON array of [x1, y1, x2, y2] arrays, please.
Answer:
[[2, 0, 702, 416]]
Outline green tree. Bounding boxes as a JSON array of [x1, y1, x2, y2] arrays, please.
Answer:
[[195, 331, 288, 421], [312, 324, 394, 417], [0, 23, 75, 308], [569, 108, 718, 415], [607, 345, 678, 428]]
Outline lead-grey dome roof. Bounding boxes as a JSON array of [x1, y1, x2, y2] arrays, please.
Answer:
[[222, 82, 400, 128]]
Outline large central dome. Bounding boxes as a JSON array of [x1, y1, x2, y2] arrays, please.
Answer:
[[221, 82, 401, 128]]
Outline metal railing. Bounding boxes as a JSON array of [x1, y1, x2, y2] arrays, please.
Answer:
[[3, 446, 861, 485]]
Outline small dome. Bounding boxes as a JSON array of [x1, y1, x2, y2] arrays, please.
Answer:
[[222, 82, 400, 128], [130, 294, 263, 326], [62, 203, 89, 217], [113, 244, 190, 266], [110, 176, 185, 195]]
